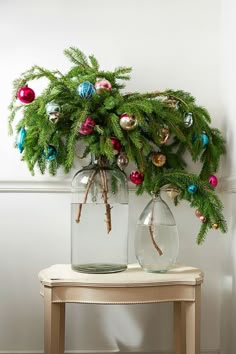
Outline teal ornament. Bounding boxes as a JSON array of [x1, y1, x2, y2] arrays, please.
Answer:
[[184, 112, 193, 127], [200, 133, 209, 147], [17, 127, 26, 153], [43, 145, 57, 161], [187, 184, 198, 194], [77, 81, 95, 99]]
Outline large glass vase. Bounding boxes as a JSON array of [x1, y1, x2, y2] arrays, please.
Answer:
[[71, 156, 129, 273], [135, 194, 179, 273]]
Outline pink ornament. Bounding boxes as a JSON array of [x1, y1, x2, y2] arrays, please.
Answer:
[[111, 137, 121, 154], [130, 170, 144, 185], [79, 116, 95, 135], [195, 209, 202, 218], [17, 85, 35, 104], [200, 215, 207, 223], [95, 79, 112, 92], [209, 175, 218, 188]]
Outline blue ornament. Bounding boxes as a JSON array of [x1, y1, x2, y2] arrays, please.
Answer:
[[200, 133, 209, 147], [17, 127, 26, 153], [43, 145, 57, 161], [77, 81, 95, 99], [187, 184, 198, 194]]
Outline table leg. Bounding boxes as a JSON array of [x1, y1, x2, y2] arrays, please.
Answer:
[[185, 285, 201, 354], [174, 301, 186, 354], [44, 286, 65, 354]]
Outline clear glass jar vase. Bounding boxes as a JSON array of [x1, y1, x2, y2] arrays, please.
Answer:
[[71, 156, 129, 273], [135, 194, 179, 273]]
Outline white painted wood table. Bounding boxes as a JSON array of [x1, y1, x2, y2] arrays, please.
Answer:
[[39, 264, 203, 354]]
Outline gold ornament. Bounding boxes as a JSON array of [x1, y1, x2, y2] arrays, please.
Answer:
[[166, 185, 179, 199], [159, 127, 170, 144], [152, 153, 166, 167], [212, 223, 219, 229]]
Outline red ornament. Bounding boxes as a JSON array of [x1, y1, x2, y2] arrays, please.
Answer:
[[95, 79, 112, 92], [130, 170, 144, 185], [17, 85, 35, 104], [79, 116, 95, 135], [200, 215, 207, 223], [111, 137, 121, 154], [209, 175, 218, 188]]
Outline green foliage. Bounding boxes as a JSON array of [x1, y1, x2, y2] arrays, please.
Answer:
[[8, 47, 227, 243]]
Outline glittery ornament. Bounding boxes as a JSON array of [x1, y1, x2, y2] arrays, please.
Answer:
[[17, 86, 35, 104], [17, 127, 26, 153], [95, 78, 112, 92], [152, 152, 166, 167], [79, 116, 95, 135], [184, 112, 193, 127], [159, 127, 170, 144], [187, 184, 198, 194], [195, 209, 202, 218], [111, 137, 121, 154], [130, 170, 144, 185], [212, 223, 219, 229], [117, 152, 129, 170], [43, 145, 57, 161], [200, 133, 209, 147], [166, 185, 179, 199], [46, 102, 61, 124], [119, 113, 137, 131], [77, 81, 95, 99], [200, 215, 207, 223], [209, 175, 218, 188], [164, 96, 178, 109]]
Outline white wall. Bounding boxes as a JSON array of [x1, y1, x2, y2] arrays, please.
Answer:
[[0, 0, 227, 353]]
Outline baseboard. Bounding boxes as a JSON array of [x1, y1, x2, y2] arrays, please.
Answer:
[[0, 349, 220, 354]]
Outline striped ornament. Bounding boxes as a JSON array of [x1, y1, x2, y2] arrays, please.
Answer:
[[77, 81, 95, 99]]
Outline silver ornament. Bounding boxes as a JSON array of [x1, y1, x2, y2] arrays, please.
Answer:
[[184, 112, 193, 127], [119, 113, 137, 131], [117, 152, 129, 170], [46, 102, 61, 124]]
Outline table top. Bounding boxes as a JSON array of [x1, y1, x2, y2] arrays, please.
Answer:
[[39, 264, 203, 288]]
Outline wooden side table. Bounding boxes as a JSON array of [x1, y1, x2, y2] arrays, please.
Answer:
[[39, 264, 203, 354]]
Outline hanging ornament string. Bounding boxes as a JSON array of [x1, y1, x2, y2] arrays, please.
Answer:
[[149, 195, 163, 256]]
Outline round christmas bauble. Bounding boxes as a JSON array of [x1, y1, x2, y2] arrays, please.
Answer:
[[166, 185, 179, 199], [200, 215, 207, 223], [209, 175, 218, 188], [212, 223, 219, 229], [95, 78, 112, 92], [43, 145, 57, 161], [17, 127, 26, 153], [111, 137, 121, 154], [119, 113, 137, 131], [200, 133, 209, 147], [77, 81, 95, 99], [117, 152, 129, 170], [187, 184, 198, 194], [46, 102, 61, 124], [17, 86, 35, 104], [195, 209, 202, 218], [152, 152, 166, 167], [130, 170, 144, 185], [159, 127, 170, 144], [79, 116, 95, 135], [184, 112, 193, 127]]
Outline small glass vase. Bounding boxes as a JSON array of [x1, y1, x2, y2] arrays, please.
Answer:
[[135, 194, 179, 273], [71, 156, 129, 274]]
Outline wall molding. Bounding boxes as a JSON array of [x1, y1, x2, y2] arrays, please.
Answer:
[[0, 350, 219, 354], [0, 175, 235, 193]]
